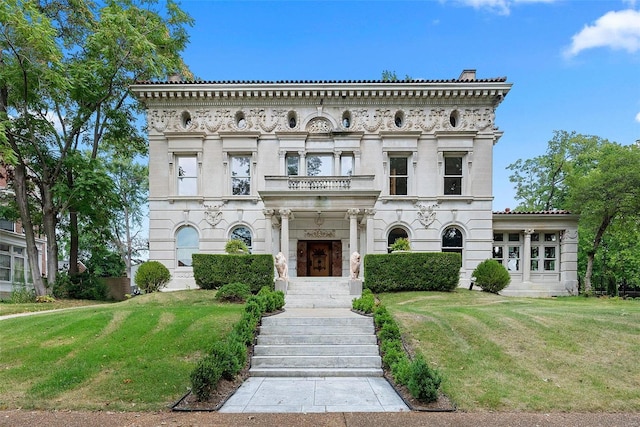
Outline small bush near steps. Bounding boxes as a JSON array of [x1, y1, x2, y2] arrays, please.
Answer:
[[352, 291, 443, 404], [134, 261, 171, 293], [215, 283, 252, 303]]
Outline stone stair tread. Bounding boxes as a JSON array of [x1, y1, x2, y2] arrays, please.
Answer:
[[248, 367, 383, 377]]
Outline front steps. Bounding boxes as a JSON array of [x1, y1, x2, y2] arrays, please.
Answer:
[[249, 278, 382, 378], [283, 277, 356, 309]]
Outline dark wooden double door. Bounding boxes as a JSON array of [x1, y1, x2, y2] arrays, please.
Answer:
[[296, 240, 342, 277]]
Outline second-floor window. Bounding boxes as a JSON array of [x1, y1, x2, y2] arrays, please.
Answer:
[[306, 154, 333, 176], [0, 219, 14, 232], [286, 154, 299, 176], [231, 156, 251, 195], [389, 157, 408, 195], [177, 156, 197, 196], [444, 156, 463, 195]]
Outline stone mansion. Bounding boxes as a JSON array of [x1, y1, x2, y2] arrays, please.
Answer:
[[130, 70, 579, 297]]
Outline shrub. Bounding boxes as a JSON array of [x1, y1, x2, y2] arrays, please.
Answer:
[[390, 237, 411, 252], [391, 356, 412, 386], [352, 288, 375, 313], [134, 261, 171, 293], [36, 295, 56, 303], [407, 355, 442, 403], [192, 254, 273, 292], [215, 282, 251, 303], [364, 252, 461, 293], [209, 341, 243, 381], [53, 272, 109, 301], [472, 259, 511, 294], [9, 283, 36, 303], [190, 354, 223, 401], [225, 239, 249, 254], [379, 321, 402, 342]]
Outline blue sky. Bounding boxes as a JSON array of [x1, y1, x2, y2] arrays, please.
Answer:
[[178, 0, 640, 210]]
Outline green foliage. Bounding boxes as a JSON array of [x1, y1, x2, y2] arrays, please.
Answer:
[[192, 254, 274, 292], [390, 237, 411, 252], [86, 248, 126, 278], [36, 295, 56, 303], [472, 259, 511, 294], [189, 286, 285, 400], [364, 252, 461, 293], [9, 283, 36, 304], [134, 261, 171, 293], [224, 239, 249, 254], [371, 299, 443, 402], [215, 283, 251, 303], [53, 272, 109, 301], [352, 288, 375, 313], [406, 355, 442, 403], [190, 354, 223, 401]]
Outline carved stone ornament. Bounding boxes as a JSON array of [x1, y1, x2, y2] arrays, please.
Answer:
[[306, 117, 333, 133], [304, 229, 336, 238], [149, 106, 498, 135], [204, 202, 226, 227], [416, 202, 438, 228]]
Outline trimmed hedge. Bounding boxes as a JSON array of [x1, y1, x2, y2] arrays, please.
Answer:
[[363, 252, 461, 293], [192, 254, 274, 292], [190, 287, 285, 401]]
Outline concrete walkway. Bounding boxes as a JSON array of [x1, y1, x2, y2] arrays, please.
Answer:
[[219, 376, 409, 413], [220, 306, 410, 413]]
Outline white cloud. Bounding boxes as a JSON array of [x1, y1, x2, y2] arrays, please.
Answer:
[[565, 9, 640, 57], [635, 111, 640, 123], [451, 0, 556, 15]]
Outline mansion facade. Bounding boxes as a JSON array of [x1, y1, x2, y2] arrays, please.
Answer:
[[130, 70, 579, 297]]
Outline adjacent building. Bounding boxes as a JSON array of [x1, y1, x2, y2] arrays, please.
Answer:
[[0, 166, 47, 298], [130, 70, 579, 297]]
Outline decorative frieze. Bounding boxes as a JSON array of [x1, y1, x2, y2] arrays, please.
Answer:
[[148, 106, 497, 135], [416, 202, 439, 228], [304, 229, 336, 238]]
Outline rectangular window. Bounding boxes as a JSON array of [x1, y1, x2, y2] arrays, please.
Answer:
[[306, 154, 332, 176], [507, 246, 520, 271], [177, 156, 197, 196], [340, 155, 353, 176], [444, 156, 462, 195], [286, 154, 299, 176], [0, 253, 10, 281], [544, 246, 556, 271], [389, 157, 408, 195], [0, 219, 14, 232], [531, 246, 540, 271], [231, 155, 251, 195]]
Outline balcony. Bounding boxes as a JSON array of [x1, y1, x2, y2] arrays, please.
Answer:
[[260, 175, 380, 211]]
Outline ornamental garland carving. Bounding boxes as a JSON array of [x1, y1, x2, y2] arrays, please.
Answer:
[[148, 106, 497, 134], [416, 202, 439, 228]]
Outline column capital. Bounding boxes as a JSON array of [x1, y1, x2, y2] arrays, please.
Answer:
[[524, 228, 535, 235], [365, 208, 376, 216], [279, 208, 292, 219], [263, 209, 274, 217], [347, 208, 360, 218]]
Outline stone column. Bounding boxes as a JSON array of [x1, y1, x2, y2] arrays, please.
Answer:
[[334, 151, 342, 176], [347, 208, 360, 254], [365, 209, 376, 255], [279, 209, 292, 259], [299, 150, 306, 176], [523, 229, 534, 283], [263, 209, 274, 255]]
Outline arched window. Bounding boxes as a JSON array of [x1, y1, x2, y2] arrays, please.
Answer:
[[230, 226, 252, 253], [442, 227, 463, 254], [387, 227, 409, 253], [176, 226, 199, 267]]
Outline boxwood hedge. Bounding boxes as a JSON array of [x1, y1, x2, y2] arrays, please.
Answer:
[[363, 252, 461, 293], [192, 253, 274, 292]]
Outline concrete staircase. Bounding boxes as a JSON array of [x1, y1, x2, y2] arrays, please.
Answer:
[[249, 278, 382, 378], [282, 277, 355, 309]]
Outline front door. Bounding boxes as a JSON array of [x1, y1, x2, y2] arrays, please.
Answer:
[[296, 240, 342, 277]]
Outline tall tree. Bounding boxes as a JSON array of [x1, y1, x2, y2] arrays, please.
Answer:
[[566, 142, 640, 293], [508, 131, 640, 294], [1, 0, 192, 295]]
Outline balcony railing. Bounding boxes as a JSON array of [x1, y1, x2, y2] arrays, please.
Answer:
[[263, 175, 376, 192]]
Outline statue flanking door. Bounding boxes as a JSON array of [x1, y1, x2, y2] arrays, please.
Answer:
[[296, 240, 342, 277]]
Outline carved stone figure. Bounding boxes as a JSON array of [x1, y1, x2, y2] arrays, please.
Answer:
[[275, 252, 289, 280], [350, 251, 361, 280]]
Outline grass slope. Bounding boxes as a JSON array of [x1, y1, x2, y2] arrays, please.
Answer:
[[380, 290, 640, 412], [0, 291, 243, 411]]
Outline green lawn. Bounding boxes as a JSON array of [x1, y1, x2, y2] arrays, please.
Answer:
[[0, 299, 110, 317], [2, 289, 639, 412], [380, 290, 640, 412], [0, 290, 243, 411]]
